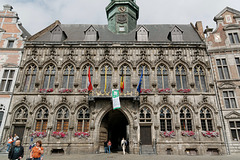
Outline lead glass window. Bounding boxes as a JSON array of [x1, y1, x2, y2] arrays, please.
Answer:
[[140, 107, 152, 122], [35, 107, 49, 132], [100, 65, 112, 93], [180, 107, 192, 131], [0, 104, 5, 127], [176, 64, 187, 89], [119, 65, 131, 94], [14, 107, 28, 123], [200, 107, 213, 131], [160, 107, 172, 131], [23, 64, 37, 92], [77, 107, 90, 132], [56, 107, 69, 132], [157, 65, 168, 89], [81, 65, 93, 89], [139, 65, 150, 89], [43, 65, 56, 89], [62, 64, 74, 89], [194, 65, 207, 92]]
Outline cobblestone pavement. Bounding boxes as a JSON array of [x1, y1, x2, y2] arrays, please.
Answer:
[[1, 153, 240, 160]]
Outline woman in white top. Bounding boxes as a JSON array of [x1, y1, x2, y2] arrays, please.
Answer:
[[121, 138, 127, 155]]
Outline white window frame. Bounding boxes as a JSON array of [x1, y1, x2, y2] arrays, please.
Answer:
[[216, 58, 231, 80], [0, 68, 17, 92], [223, 90, 238, 109]]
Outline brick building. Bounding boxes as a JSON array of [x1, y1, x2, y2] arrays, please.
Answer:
[[2, 0, 226, 155], [0, 4, 30, 141], [205, 7, 240, 153]]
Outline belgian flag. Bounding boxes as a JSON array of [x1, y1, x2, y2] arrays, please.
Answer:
[[120, 66, 124, 93]]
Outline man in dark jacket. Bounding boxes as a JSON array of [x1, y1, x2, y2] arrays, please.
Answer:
[[8, 140, 24, 160]]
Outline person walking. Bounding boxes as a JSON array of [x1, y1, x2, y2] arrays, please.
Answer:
[[30, 140, 44, 160], [8, 140, 24, 160], [6, 136, 13, 153], [107, 140, 112, 154], [13, 134, 19, 146], [104, 140, 108, 153], [121, 138, 127, 155]]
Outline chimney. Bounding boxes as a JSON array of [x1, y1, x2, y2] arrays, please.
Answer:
[[195, 21, 205, 39], [3, 4, 13, 11], [204, 26, 213, 37]]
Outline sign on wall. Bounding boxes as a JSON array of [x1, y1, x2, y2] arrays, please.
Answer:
[[112, 89, 121, 110]]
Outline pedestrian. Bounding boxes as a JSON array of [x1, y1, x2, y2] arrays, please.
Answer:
[[104, 140, 108, 153], [13, 134, 19, 146], [121, 138, 127, 155], [6, 136, 13, 153], [30, 140, 44, 160], [107, 140, 112, 154], [8, 140, 24, 160]]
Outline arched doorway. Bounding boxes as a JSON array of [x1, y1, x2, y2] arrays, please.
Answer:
[[99, 109, 129, 153]]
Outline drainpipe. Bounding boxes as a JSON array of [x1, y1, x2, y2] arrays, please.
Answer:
[[207, 50, 230, 155]]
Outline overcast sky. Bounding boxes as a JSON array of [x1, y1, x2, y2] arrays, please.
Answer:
[[0, 0, 240, 35]]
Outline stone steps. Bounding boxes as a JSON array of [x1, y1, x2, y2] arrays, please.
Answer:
[[141, 145, 155, 155]]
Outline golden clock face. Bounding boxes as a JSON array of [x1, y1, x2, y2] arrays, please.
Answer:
[[118, 6, 126, 12]]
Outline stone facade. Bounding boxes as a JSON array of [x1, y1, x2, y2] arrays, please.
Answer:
[[2, 0, 226, 156], [205, 7, 240, 153], [0, 4, 30, 141]]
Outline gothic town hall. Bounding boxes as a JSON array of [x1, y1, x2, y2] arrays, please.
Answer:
[[1, 0, 227, 155]]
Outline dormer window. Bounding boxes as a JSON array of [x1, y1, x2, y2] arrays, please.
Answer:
[[169, 26, 183, 42], [136, 26, 149, 41], [228, 33, 240, 44], [50, 25, 67, 41], [84, 26, 98, 41]]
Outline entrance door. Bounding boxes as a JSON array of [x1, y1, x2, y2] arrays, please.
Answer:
[[100, 110, 129, 152], [140, 126, 152, 145], [13, 125, 25, 141]]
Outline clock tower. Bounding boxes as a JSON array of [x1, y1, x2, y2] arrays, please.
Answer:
[[106, 0, 139, 34]]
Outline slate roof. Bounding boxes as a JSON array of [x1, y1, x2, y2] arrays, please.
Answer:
[[19, 24, 31, 38], [31, 23, 203, 43]]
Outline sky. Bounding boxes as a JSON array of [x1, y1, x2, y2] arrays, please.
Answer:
[[0, 0, 240, 35]]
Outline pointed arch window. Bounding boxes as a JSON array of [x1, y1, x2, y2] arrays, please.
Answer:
[[23, 64, 37, 92], [14, 107, 28, 123], [43, 64, 56, 89], [62, 64, 74, 89], [194, 65, 207, 92], [81, 65, 93, 89], [139, 65, 150, 89], [180, 107, 192, 131], [157, 65, 169, 89], [100, 64, 112, 93], [140, 107, 152, 122], [0, 104, 5, 127], [160, 107, 172, 131], [200, 107, 213, 131], [77, 107, 90, 132], [176, 64, 187, 89], [35, 107, 49, 132], [56, 107, 69, 132], [119, 65, 131, 93]]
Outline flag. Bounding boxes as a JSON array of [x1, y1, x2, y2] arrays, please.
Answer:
[[104, 65, 107, 92], [120, 66, 124, 93], [87, 66, 93, 91], [137, 69, 143, 93]]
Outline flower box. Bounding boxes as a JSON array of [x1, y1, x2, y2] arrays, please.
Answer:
[[182, 131, 196, 138], [78, 89, 88, 93], [51, 131, 67, 139], [30, 131, 47, 138], [141, 89, 152, 93], [160, 131, 175, 138], [74, 132, 90, 139], [59, 88, 73, 93], [201, 131, 219, 138], [158, 88, 171, 93], [177, 89, 191, 93], [39, 88, 54, 93]]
